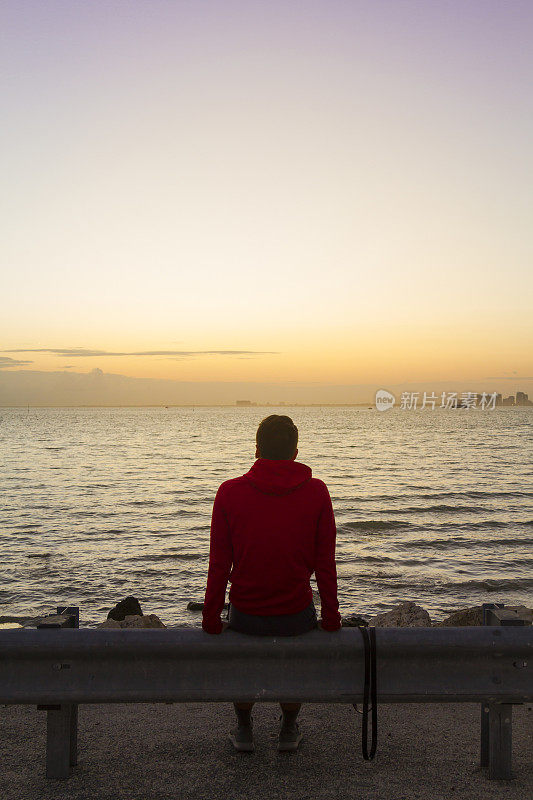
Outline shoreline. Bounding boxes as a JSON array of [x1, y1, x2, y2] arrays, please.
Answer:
[[2, 601, 531, 630]]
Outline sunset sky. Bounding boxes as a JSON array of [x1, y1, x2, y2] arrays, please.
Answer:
[[2, 1, 532, 403]]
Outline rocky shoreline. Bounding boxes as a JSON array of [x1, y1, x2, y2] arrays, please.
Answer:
[[3, 595, 531, 630]]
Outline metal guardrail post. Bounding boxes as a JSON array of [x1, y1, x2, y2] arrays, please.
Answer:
[[44, 704, 76, 780], [37, 607, 79, 779], [480, 603, 530, 780]]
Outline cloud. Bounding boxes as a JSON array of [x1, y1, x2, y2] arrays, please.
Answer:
[[3, 347, 279, 358], [0, 367, 377, 406], [0, 356, 33, 369]]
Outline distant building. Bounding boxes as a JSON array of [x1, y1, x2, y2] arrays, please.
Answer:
[[236, 400, 256, 406], [502, 395, 515, 406], [516, 391, 528, 406]]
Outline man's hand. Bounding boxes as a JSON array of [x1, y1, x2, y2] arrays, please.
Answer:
[[317, 619, 341, 631], [203, 620, 230, 634]]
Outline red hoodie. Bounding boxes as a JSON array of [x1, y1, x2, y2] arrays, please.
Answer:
[[202, 458, 342, 634]]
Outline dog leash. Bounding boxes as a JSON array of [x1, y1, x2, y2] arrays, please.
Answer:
[[353, 625, 378, 760]]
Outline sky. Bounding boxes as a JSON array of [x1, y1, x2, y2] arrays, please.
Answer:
[[1, 1, 532, 404]]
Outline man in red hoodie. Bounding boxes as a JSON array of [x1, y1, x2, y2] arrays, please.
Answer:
[[202, 414, 342, 753]]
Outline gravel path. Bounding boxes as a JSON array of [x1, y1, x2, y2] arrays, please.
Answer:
[[1, 701, 531, 799]]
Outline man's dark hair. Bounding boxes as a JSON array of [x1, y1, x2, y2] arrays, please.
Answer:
[[256, 415, 298, 460]]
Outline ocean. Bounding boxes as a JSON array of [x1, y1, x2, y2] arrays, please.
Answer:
[[1, 406, 531, 627]]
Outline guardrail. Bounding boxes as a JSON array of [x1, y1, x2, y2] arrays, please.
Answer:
[[0, 604, 531, 781], [480, 603, 532, 780]]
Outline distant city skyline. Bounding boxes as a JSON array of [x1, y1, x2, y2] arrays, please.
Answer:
[[1, 362, 532, 407]]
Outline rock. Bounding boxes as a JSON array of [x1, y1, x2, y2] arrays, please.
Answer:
[[438, 606, 484, 626], [98, 614, 166, 629], [122, 614, 166, 628], [107, 596, 143, 621], [0, 615, 40, 626], [341, 614, 369, 627], [99, 618, 122, 629], [438, 605, 533, 626], [369, 601, 432, 627]]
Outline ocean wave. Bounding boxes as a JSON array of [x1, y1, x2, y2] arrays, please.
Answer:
[[393, 536, 533, 550], [338, 554, 396, 563], [336, 490, 532, 503], [158, 509, 206, 518], [418, 490, 531, 500], [124, 553, 203, 562], [368, 519, 530, 532], [385, 504, 487, 514], [342, 520, 412, 531], [338, 555, 424, 566], [427, 520, 510, 530], [91, 528, 131, 535], [162, 493, 213, 503], [355, 575, 422, 588], [26, 504, 69, 511], [14, 523, 42, 529], [447, 577, 533, 592], [354, 575, 533, 593]]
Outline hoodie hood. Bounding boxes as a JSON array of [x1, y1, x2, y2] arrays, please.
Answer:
[[244, 458, 312, 496]]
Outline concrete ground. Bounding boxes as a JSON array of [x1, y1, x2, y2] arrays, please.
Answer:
[[0, 701, 531, 800]]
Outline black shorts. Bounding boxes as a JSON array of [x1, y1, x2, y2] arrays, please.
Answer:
[[227, 600, 318, 636]]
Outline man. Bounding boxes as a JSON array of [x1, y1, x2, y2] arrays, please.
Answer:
[[202, 414, 342, 753]]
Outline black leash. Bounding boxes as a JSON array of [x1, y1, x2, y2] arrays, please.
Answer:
[[353, 625, 378, 760]]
